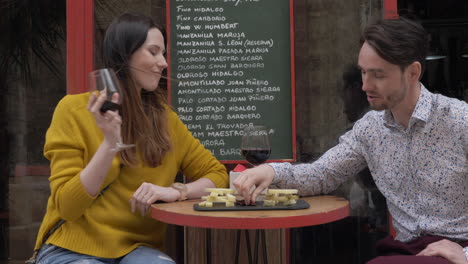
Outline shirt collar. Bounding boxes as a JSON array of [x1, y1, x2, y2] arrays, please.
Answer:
[[383, 83, 432, 127], [411, 84, 432, 123]]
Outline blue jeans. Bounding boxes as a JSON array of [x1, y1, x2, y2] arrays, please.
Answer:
[[36, 244, 175, 264]]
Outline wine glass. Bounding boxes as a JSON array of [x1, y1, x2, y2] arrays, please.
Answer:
[[89, 68, 135, 151], [241, 125, 271, 166]]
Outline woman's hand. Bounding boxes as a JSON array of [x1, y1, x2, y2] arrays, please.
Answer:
[[416, 239, 467, 264], [130, 182, 180, 216], [87, 92, 122, 147]]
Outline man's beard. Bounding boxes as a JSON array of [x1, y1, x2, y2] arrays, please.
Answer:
[[369, 79, 408, 111]]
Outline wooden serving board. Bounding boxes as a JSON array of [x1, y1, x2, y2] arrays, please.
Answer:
[[193, 199, 309, 211]]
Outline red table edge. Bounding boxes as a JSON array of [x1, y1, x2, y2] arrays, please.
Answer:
[[151, 203, 350, 230]]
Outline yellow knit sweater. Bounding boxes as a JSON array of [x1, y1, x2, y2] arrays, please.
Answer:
[[34, 92, 228, 257]]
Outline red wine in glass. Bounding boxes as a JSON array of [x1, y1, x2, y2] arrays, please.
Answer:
[[241, 125, 271, 166], [100, 100, 122, 113], [89, 68, 123, 113], [89, 68, 135, 151], [241, 149, 271, 165]]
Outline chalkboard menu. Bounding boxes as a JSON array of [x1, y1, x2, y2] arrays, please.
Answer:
[[167, 0, 295, 163]]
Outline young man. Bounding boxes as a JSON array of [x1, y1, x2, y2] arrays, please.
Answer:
[[234, 18, 467, 264]]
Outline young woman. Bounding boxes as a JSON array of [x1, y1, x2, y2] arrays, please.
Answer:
[[33, 13, 228, 264]]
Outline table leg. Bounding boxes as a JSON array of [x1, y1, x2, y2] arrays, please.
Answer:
[[254, 230, 260, 263], [235, 230, 241, 264], [261, 229, 268, 264], [235, 229, 279, 264], [235, 230, 253, 264], [286, 228, 291, 264], [253, 229, 269, 264], [245, 230, 253, 263], [206, 228, 211, 264]]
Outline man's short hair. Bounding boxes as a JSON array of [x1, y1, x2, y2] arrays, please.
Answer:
[[362, 17, 430, 76]]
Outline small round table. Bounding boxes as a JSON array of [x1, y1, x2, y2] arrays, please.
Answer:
[[151, 195, 349, 264]]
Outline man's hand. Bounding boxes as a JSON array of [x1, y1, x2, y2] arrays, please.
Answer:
[[233, 164, 275, 205], [416, 239, 467, 264]]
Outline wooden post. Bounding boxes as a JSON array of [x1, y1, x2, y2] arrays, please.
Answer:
[[66, 0, 94, 94], [383, 0, 398, 19]]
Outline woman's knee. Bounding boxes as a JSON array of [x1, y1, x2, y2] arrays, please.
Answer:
[[120, 246, 175, 264], [36, 244, 106, 264]]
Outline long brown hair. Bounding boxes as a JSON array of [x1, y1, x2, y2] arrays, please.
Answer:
[[103, 12, 171, 167]]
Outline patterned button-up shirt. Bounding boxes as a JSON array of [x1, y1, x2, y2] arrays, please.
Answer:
[[271, 85, 467, 242]]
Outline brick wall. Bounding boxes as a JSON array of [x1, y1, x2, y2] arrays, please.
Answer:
[[5, 27, 65, 263], [294, 0, 382, 162], [8, 175, 49, 260]]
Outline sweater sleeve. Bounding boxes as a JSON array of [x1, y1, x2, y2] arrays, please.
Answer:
[[170, 111, 229, 188], [44, 95, 101, 221]]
